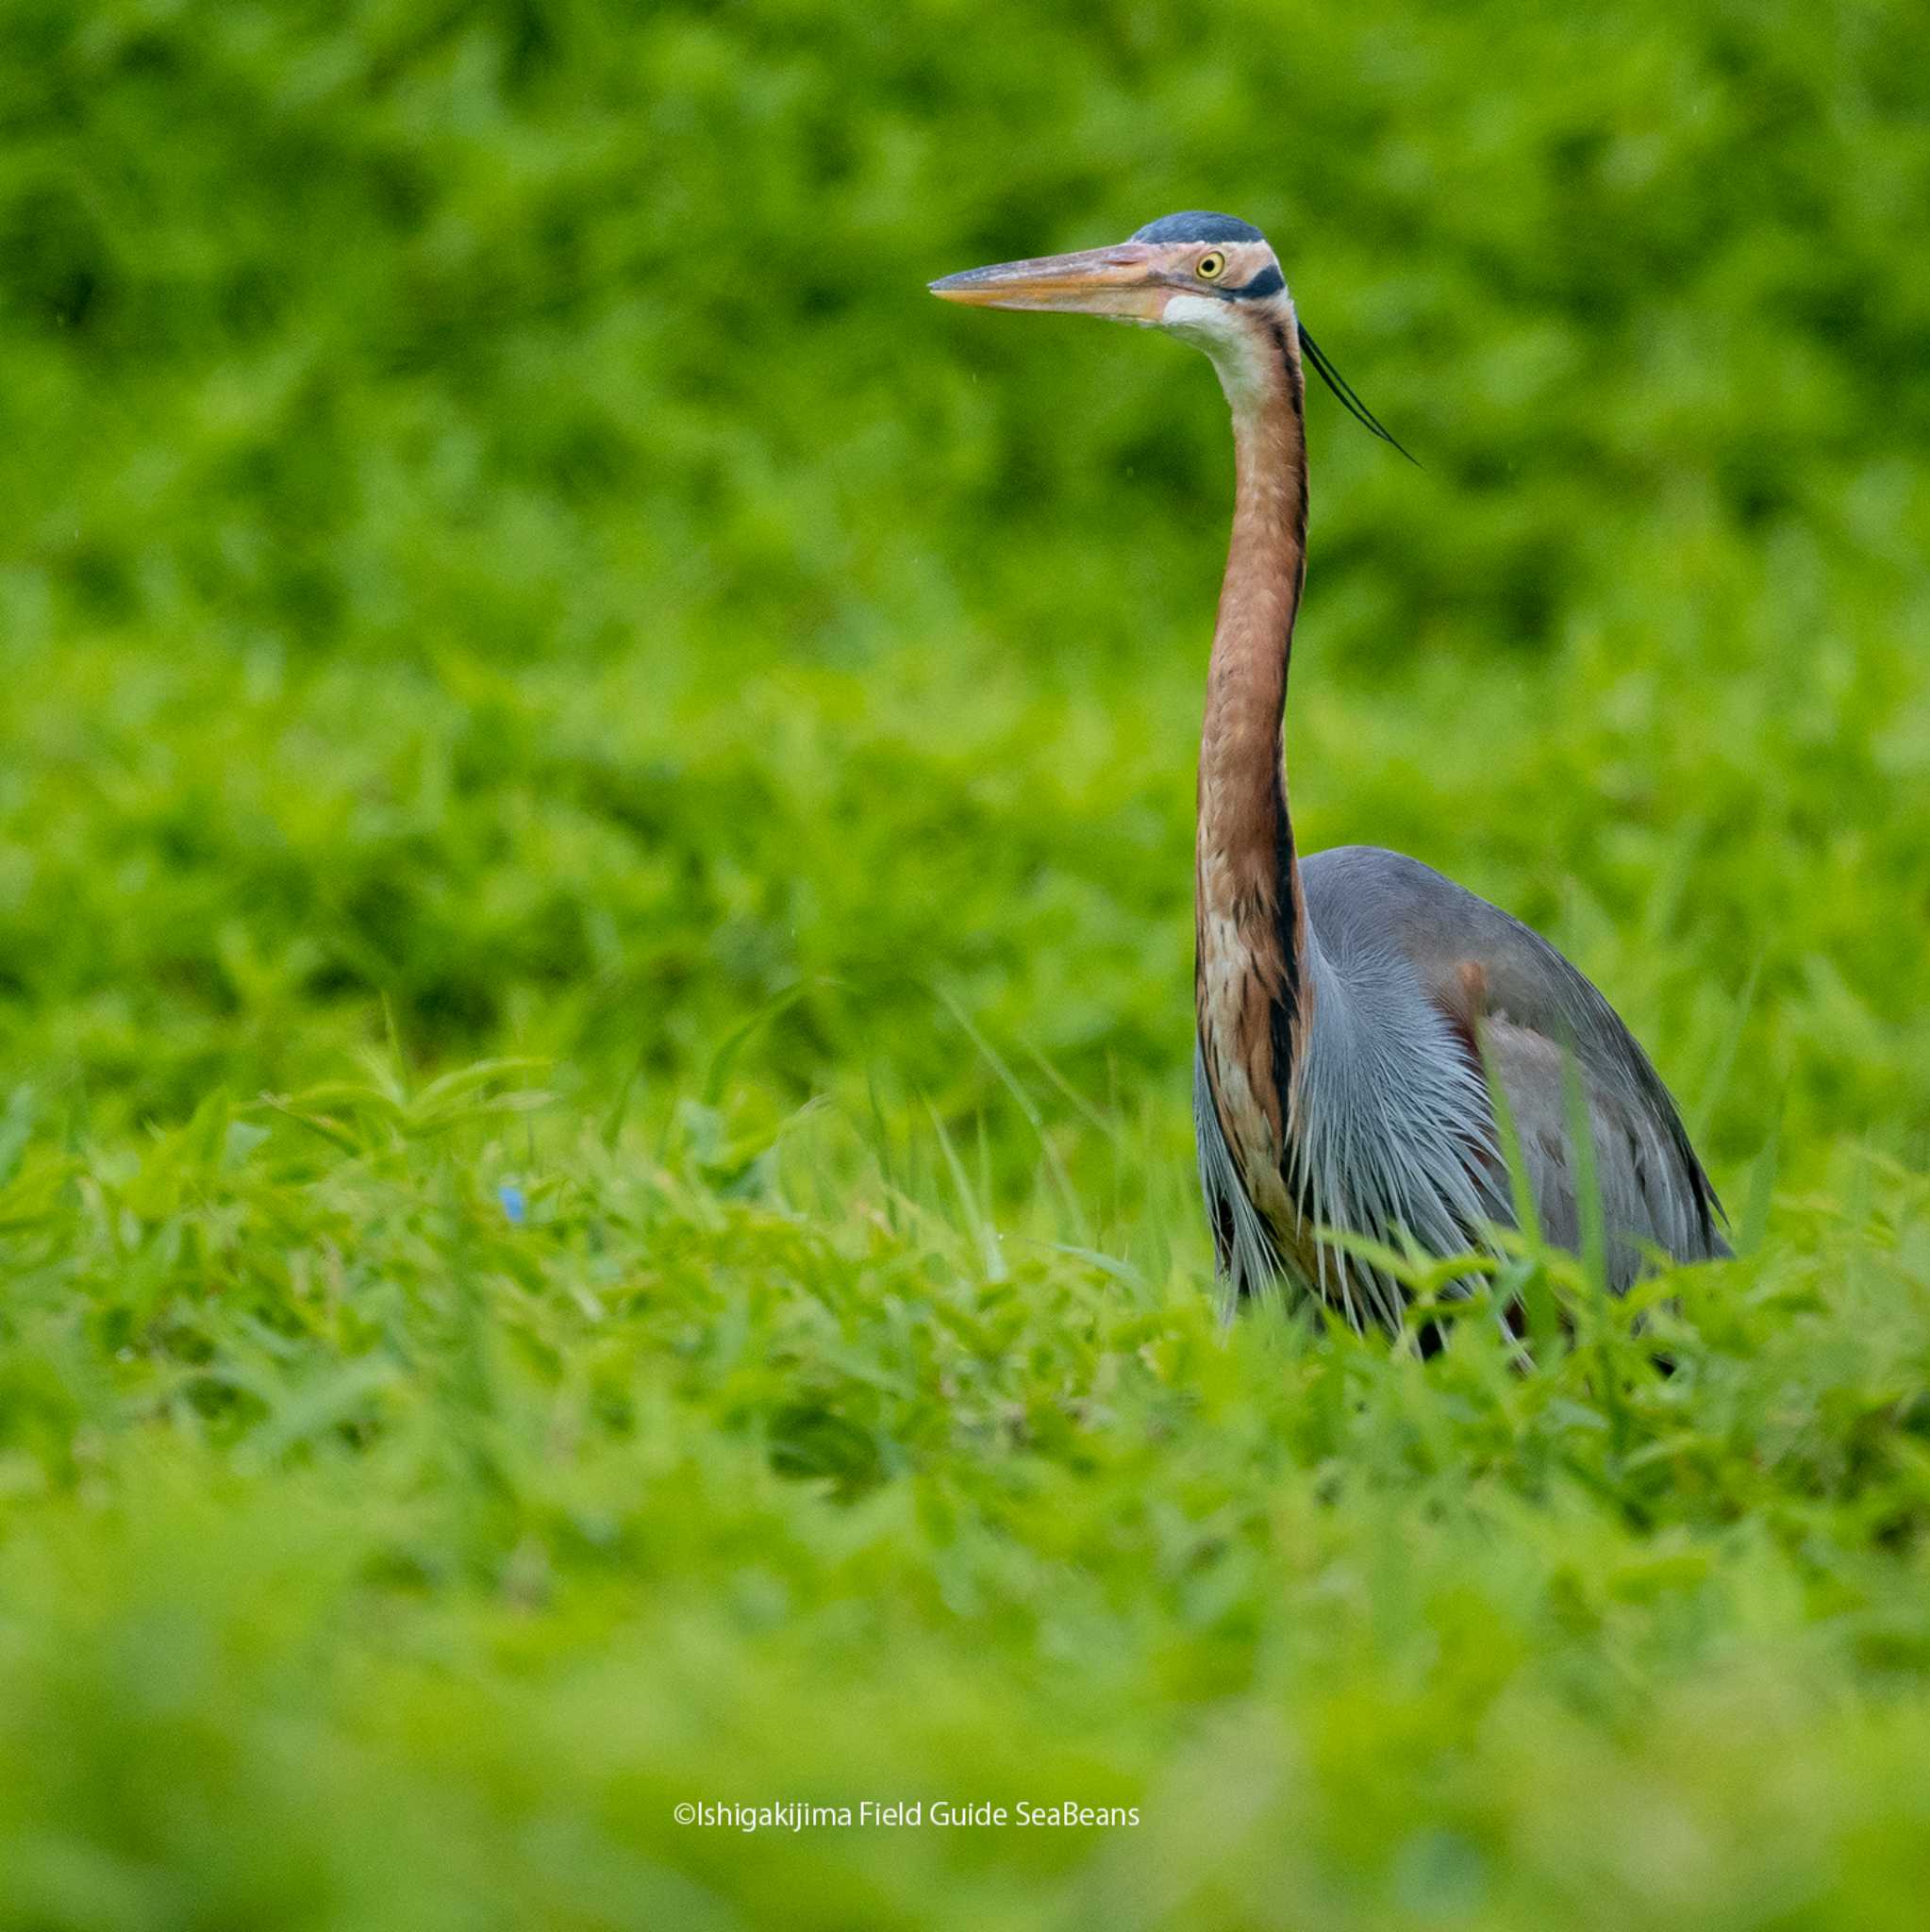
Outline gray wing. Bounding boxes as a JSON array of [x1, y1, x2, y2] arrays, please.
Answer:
[[1302, 845, 1728, 1289]]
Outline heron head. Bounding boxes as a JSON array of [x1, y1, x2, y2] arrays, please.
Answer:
[[931, 211, 1414, 458], [928, 210, 1285, 337]]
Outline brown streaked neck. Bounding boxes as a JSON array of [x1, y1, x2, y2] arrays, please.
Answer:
[[1195, 313, 1308, 953]]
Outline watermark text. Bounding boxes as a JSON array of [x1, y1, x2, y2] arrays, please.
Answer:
[[672, 1799, 1140, 1832]]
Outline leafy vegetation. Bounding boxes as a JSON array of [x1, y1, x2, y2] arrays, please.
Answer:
[[2, 0, 1928, 1924]]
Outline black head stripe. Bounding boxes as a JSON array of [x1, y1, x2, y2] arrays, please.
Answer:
[[1227, 264, 1286, 302], [1132, 210, 1266, 244]]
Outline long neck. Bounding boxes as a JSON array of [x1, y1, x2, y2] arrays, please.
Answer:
[[1191, 308, 1314, 1233], [1196, 315, 1309, 1004]]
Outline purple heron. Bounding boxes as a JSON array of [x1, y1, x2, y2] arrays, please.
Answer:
[[933, 212, 1727, 1326]]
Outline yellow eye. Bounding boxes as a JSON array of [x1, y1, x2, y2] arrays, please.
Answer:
[[1195, 251, 1226, 281]]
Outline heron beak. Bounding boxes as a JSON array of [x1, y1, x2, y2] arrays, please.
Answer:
[[929, 242, 1164, 322]]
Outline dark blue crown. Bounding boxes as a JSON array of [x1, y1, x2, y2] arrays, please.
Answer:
[[1131, 211, 1266, 244]]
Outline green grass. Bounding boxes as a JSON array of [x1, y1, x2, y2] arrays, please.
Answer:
[[3, 0, 1930, 1924]]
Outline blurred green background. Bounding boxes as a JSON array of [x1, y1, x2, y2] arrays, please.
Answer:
[[3, 1, 1930, 1926]]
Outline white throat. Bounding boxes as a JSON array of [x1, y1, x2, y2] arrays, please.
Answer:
[[1162, 293, 1276, 413]]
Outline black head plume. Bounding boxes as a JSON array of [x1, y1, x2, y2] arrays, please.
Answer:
[[1297, 325, 1418, 466]]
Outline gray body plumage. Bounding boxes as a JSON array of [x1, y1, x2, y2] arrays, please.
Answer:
[[1197, 844, 1727, 1317]]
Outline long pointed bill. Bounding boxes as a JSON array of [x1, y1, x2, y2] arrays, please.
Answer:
[[929, 243, 1162, 321]]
